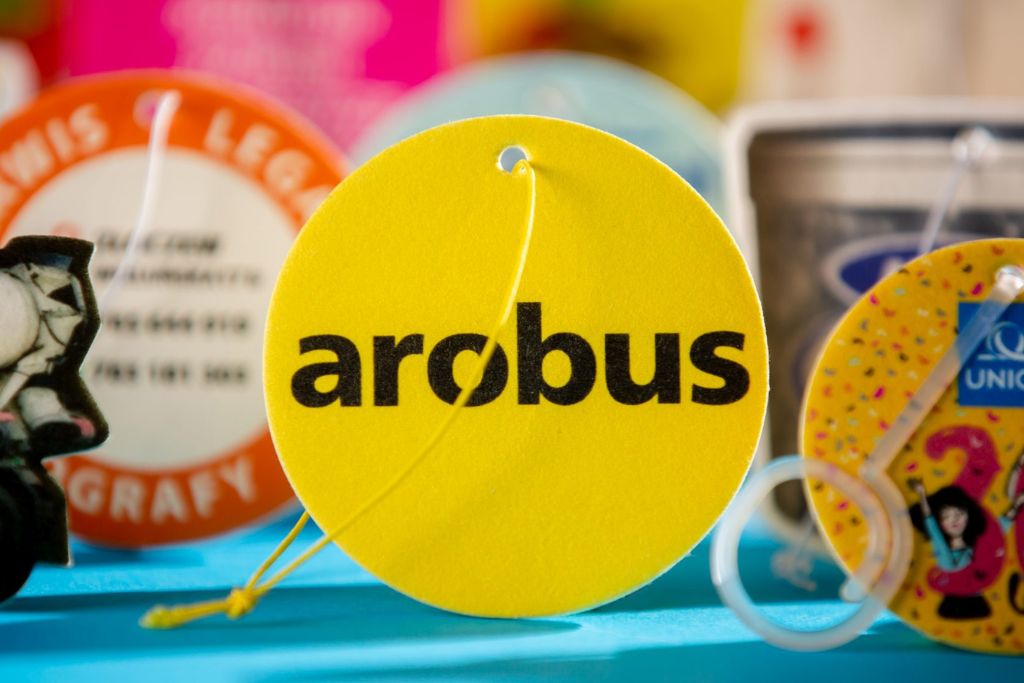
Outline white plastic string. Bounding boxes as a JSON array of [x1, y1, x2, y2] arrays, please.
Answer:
[[1, 98, 178, 413], [98, 90, 181, 311], [712, 263, 1024, 652], [774, 127, 998, 590], [915, 126, 993, 257], [877, 127, 993, 279]]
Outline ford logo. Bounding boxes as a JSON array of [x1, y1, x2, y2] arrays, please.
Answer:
[[821, 232, 988, 305]]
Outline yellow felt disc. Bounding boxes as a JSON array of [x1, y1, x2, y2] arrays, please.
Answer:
[[803, 239, 1024, 654], [265, 115, 768, 617]]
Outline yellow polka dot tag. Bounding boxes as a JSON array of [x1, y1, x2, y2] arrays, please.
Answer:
[[256, 115, 768, 619], [803, 239, 1024, 654]]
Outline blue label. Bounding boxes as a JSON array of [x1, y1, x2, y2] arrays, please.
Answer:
[[958, 302, 1024, 407]]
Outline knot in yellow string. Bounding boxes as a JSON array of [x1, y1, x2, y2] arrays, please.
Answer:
[[139, 586, 262, 629], [225, 587, 259, 619]]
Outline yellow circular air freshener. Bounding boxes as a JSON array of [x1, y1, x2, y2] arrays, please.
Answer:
[[803, 239, 1024, 654], [265, 115, 768, 617]]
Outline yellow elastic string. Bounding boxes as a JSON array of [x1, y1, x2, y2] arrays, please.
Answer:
[[141, 159, 538, 629]]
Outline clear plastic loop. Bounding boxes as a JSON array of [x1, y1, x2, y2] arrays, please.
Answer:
[[711, 456, 904, 652]]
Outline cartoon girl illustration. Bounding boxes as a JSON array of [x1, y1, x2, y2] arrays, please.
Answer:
[[906, 426, 1018, 620], [909, 480, 1023, 617]]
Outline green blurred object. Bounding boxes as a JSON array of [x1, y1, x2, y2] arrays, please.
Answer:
[[0, 0, 52, 35]]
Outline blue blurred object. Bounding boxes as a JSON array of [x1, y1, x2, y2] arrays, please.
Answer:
[[0, 513, 1016, 682], [352, 51, 725, 217]]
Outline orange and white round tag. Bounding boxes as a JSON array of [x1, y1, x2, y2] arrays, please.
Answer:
[[0, 71, 345, 546]]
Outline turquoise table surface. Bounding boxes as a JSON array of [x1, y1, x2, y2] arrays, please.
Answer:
[[1, 513, 1018, 682]]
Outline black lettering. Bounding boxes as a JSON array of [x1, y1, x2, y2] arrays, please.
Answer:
[[605, 333, 680, 404], [373, 335, 424, 406], [517, 302, 596, 405], [291, 335, 362, 407], [690, 331, 749, 405], [427, 334, 508, 406]]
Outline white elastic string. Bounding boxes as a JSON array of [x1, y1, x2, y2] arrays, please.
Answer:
[[712, 262, 1024, 651], [98, 90, 181, 311]]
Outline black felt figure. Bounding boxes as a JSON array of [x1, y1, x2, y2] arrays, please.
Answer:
[[0, 236, 107, 601]]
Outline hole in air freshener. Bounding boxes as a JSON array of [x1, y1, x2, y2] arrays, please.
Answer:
[[498, 145, 528, 173], [133, 89, 180, 129]]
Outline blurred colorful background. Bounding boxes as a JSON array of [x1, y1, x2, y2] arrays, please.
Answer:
[[2, 2, 1024, 679], [3, 0, 1022, 149]]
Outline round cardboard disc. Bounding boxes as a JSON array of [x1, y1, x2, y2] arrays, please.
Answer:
[[265, 115, 767, 617], [803, 239, 1024, 654], [0, 71, 345, 546]]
